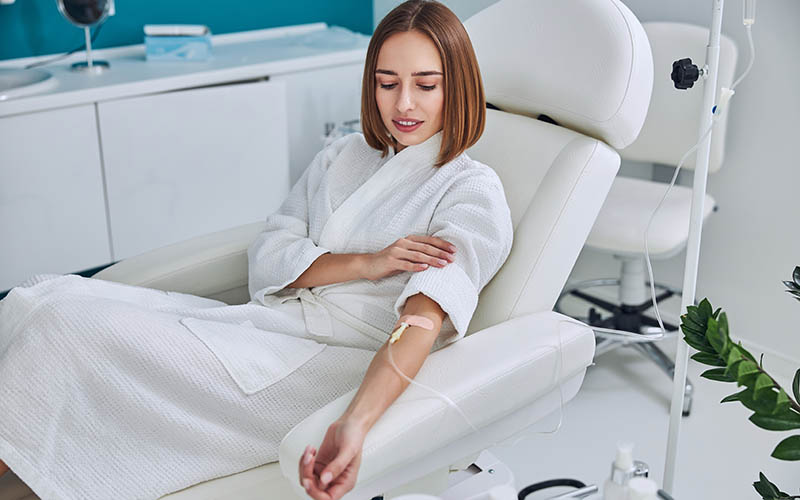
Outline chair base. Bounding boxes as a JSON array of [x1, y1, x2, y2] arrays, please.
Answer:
[[555, 260, 695, 417]]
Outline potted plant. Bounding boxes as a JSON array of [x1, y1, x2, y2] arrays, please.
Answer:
[[680, 266, 800, 499]]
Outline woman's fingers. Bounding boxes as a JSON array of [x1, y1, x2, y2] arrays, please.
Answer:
[[408, 234, 457, 254], [319, 445, 357, 489], [301, 447, 334, 500]]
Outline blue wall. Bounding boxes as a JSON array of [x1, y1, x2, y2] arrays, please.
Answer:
[[0, 0, 373, 61]]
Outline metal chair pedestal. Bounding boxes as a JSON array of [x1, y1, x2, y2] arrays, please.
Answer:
[[554, 255, 695, 416]]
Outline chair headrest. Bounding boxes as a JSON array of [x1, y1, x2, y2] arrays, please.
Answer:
[[464, 0, 653, 149], [620, 22, 738, 173]]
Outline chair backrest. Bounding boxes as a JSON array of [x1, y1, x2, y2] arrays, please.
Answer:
[[462, 0, 654, 334], [619, 22, 738, 173]]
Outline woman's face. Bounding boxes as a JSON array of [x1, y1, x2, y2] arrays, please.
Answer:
[[375, 30, 444, 153]]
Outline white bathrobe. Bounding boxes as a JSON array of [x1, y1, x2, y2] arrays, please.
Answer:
[[249, 130, 514, 349], [0, 130, 513, 500]]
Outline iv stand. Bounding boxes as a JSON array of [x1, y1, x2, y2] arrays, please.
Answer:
[[663, 0, 723, 494]]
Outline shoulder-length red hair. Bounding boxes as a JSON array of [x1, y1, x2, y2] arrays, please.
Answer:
[[360, 0, 486, 168]]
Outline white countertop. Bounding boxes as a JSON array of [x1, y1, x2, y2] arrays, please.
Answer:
[[0, 23, 370, 118]]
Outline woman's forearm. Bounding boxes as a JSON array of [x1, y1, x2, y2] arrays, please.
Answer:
[[340, 292, 446, 432], [287, 253, 370, 288]]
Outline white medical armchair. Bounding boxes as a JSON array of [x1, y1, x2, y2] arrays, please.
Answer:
[[554, 22, 738, 417], [86, 0, 654, 498]]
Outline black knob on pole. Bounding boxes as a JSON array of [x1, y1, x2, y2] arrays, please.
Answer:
[[671, 57, 700, 90]]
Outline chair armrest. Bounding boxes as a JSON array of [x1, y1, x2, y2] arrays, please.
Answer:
[[278, 310, 595, 498], [92, 222, 265, 301]]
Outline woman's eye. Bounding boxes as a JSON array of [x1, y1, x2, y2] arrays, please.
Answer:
[[378, 83, 437, 91]]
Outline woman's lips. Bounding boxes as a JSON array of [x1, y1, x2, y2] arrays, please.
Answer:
[[393, 119, 423, 133]]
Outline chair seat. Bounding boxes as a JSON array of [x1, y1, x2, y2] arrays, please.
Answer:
[[161, 462, 294, 499], [585, 176, 716, 259]]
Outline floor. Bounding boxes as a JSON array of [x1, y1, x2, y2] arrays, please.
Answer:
[[1, 294, 798, 500], [487, 292, 800, 499]]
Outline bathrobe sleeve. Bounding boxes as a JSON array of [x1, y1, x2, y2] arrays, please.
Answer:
[[393, 167, 514, 345], [247, 134, 354, 304]]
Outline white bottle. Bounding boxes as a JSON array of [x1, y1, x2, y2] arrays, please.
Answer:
[[628, 477, 659, 500], [603, 442, 636, 500]]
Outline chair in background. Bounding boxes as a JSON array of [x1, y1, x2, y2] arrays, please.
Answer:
[[76, 1, 653, 498], [554, 22, 738, 416]]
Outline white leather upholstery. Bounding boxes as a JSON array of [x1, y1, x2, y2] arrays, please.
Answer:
[[586, 176, 716, 259], [466, 109, 621, 334], [281, 312, 593, 499], [464, 0, 654, 150], [93, 0, 654, 498]]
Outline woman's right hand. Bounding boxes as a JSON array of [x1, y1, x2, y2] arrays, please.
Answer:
[[363, 235, 457, 281]]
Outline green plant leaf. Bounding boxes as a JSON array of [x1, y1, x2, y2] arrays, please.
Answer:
[[691, 351, 726, 367], [753, 373, 774, 398], [683, 333, 715, 354], [737, 360, 760, 380], [686, 305, 707, 327], [681, 321, 712, 350], [701, 367, 736, 383], [753, 471, 787, 498], [706, 316, 725, 353], [750, 410, 800, 431], [793, 266, 800, 287], [736, 341, 758, 362], [740, 387, 777, 414], [712, 306, 722, 319], [682, 313, 707, 332], [793, 368, 800, 405], [716, 312, 731, 357], [698, 298, 713, 319], [774, 388, 791, 415], [721, 389, 747, 403], [771, 435, 800, 461]]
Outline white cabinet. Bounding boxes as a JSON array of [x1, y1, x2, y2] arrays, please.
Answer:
[[273, 63, 363, 185], [0, 25, 368, 293], [97, 79, 289, 260], [0, 104, 111, 290]]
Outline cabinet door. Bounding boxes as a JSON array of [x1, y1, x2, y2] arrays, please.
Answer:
[[0, 104, 111, 291], [271, 63, 363, 185], [97, 80, 289, 261]]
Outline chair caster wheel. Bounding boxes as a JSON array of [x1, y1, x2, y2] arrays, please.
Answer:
[[588, 307, 603, 326]]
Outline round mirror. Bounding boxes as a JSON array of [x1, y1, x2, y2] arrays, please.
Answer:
[[56, 0, 114, 72], [57, 0, 111, 27]]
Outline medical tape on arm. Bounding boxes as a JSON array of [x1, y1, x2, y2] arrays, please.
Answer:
[[386, 315, 582, 445]]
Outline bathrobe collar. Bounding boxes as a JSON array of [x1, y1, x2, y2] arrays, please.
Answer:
[[317, 130, 443, 250]]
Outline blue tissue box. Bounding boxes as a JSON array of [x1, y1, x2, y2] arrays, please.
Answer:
[[145, 33, 212, 61]]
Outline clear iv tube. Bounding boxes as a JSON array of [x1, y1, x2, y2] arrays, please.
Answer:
[[643, 14, 755, 339], [383, 0, 759, 452], [385, 318, 583, 447]]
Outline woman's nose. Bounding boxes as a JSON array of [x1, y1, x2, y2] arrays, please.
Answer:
[[396, 86, 415, 112]]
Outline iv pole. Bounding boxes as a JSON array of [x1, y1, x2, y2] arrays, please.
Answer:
[[663, 0, 724, 493]]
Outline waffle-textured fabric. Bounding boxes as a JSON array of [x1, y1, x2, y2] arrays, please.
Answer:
[[0, 130, 512, 499], [249, 130, 514, 350], [0, 274, 378, 499]]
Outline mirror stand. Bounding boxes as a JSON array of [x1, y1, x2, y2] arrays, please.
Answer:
[[71, 25, 109, 73]]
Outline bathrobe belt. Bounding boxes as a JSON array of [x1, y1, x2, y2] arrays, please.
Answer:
[[296, 288, 389, 343]]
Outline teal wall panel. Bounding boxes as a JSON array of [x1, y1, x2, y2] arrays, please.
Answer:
[[0, 0, 373, 60]]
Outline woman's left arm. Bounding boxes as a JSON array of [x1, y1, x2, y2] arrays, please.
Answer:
[[298, 291, 446, 500]]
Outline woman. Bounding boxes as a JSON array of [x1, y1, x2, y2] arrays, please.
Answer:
[[0, 1, 513, 499]]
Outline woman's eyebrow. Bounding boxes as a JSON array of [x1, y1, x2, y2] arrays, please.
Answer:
[[375, 69, 443, 76]]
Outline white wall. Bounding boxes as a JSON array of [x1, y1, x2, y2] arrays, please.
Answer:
[[373, 0, 800, 376]]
